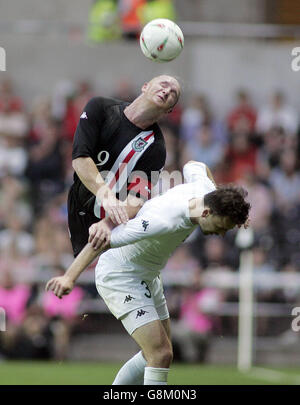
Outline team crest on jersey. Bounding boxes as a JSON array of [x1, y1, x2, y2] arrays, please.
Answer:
[[132, 137, 147, 152]]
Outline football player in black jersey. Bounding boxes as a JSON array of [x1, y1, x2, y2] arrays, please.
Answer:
[[68, 75, 181, 257]]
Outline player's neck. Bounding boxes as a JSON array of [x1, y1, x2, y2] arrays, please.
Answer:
[[124, 96, 162, 129]]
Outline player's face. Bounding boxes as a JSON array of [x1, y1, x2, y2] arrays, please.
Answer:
[[201, 214, 236, 237], [143, 76, 180, 112]]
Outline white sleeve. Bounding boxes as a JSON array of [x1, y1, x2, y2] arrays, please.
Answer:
[[183, 161, 207, 183], [110, 212, 170, 248]]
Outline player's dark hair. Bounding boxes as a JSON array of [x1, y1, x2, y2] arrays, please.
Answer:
[[204, 185, 250, 225]]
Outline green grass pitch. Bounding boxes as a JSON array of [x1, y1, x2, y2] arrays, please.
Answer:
[[0, 362, 300, 385]]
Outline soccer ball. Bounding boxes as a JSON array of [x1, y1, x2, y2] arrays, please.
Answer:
[[140, 19, 184, 62]]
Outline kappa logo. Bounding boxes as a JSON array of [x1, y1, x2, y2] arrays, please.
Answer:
[[80, 111, 88, 119], [132, 137, 147, 152], [124, 295, 135, 303], [142, 220, 149, 232], [136, 309, 149, 318]]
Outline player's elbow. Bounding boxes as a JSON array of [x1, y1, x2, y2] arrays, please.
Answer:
[[72, 158, 79, 172]]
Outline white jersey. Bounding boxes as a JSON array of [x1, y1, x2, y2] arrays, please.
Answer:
[[96, 162, 216, 282]]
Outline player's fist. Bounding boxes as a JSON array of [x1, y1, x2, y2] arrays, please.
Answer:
[[45, 275, 74, 299]]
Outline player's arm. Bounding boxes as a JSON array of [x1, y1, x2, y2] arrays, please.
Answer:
[[45, 242, 105, 299], [88, 194, 144, 249], [186, 160, 217, 187], [72, 98, 128, 225], [46, 205, 169, 299], [88, 140, 165, 249]]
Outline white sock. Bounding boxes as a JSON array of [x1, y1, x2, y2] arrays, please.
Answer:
[[144, 366, 169, 385], [112, 351, 146, 385]]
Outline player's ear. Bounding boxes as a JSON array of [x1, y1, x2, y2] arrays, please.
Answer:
[[201, 209, 210, 218], [142, 82, 149, 93]]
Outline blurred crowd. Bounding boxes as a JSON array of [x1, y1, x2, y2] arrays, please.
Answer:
[[0, 76, 300, 361]]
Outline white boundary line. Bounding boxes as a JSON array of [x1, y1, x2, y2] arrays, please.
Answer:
[[246, 367, 300, 385]]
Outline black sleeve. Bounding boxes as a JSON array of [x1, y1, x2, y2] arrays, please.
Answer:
[[127, 133, 166, 200], [72, 97, 105, 160]]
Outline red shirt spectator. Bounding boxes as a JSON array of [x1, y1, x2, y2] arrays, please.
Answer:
[[227, 89, 257, 133]]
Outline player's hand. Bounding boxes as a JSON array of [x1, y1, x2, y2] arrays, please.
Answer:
[[99, 187, 129, 225], [88, 219, 113, 250], [45, 276, 74, 299]]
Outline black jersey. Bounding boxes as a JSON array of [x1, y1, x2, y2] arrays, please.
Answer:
[[71, 97, 166, 218]]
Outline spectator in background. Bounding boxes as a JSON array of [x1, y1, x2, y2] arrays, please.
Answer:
[[0, 212, 34, 259], [0, 78, 23, 113], [269, 148, 300, 210], [0, 270, 31, 326], [162, 245, 202, 288], [87, 0, 121, 43], [256, 126, 286, 181], [29, 97, 53, 142], [1, 304, 53, 360], [62, 81, 94, 142], [139, 0, 176, 26], [256, 91, 299, 137], [227, 89, 257, 134], [26, 120, 64, 214], [171, 272, 223, 363], [221, 125, 257, 183], [182, 123, 224, 170], [252, 246, 276, 284], [160, 125, 179, 173], [180, 94, 212, 142], [202, 236, 228, 269], [43, 267, 83, 360], [240, 171, 273, 232], [33, 214, 73, 271], [0, 81, 28, 177], [0, 175, 32, 229], [51, 80, 75, 123], [119, 0, 146, 39]]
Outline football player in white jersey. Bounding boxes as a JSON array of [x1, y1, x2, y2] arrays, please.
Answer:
[[46, 161, 250, 385]]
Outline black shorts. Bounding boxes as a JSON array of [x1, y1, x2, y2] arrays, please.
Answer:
[[67, 184, 99, 257]]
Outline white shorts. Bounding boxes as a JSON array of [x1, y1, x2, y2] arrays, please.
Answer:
[[96, 272, 169, 335]]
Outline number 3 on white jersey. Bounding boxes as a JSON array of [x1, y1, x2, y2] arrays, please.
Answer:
[[96, 151, 109, 166]]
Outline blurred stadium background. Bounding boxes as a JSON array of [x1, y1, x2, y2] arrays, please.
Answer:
[[0, 0, 300, 385]]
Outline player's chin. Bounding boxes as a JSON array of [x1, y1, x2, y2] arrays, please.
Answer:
[[153, 94, 165, 106]]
